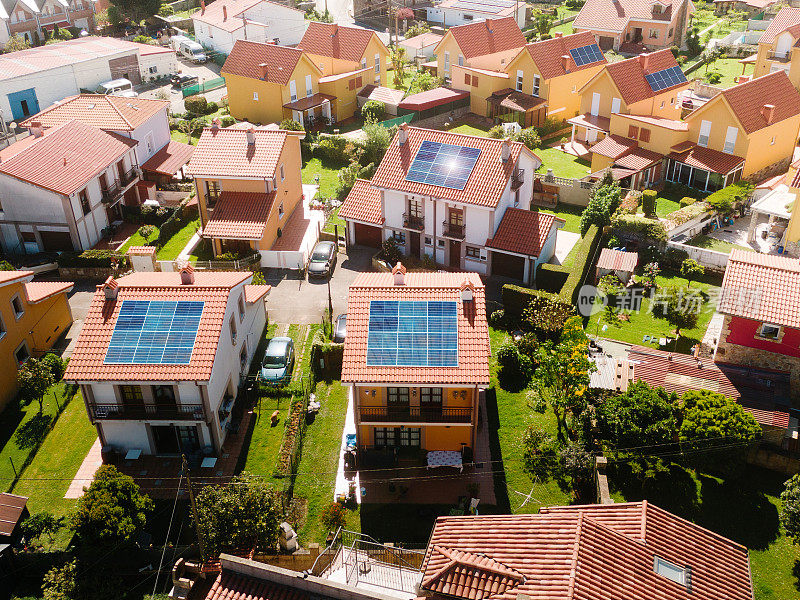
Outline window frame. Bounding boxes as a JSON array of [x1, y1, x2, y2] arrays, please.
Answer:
[[229, 314, 238, 344], [238, 293, 245, 321], [532, 74, 540, 97], [79, 188, 90, 216], [465, 246, 480, 259], [387, 387, 410, 405], [119, 384, 143, 405], [0, 312, 5, 341], [253, 91, 259, 101], [10, 293, 24, 320], [13, 340, 29, 365], [758, 322, 781, 340], [516, 70, 523, 92]]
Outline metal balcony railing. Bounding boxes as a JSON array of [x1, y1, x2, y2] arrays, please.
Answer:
[[89, 402, 206, 421], [100, 181, 122, 204], [768, 50, 791, 62], [119, 167, 138, 186], [402, 213, 424, 230], [511, 169, 525, 190], [441, 220, 465, 239], [360, 406, 472, 423]]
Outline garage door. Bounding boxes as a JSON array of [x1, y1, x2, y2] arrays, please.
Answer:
[[491, 251, 525, 281], [40, 231, 74, 252], [354, 223, 382, 248]]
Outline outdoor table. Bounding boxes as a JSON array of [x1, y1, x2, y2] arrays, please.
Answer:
[[427, 450, 463, 472]]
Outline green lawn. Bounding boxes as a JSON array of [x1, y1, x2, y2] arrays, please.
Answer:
[[539, 203, 583, 234], [302, 157, 344, 200], [536, 147, 591, 179], [687, 234, 752, 253], [324, 206, 345, 235], [157, 218, 200, 260], [387, 69, 415, 92], [449, 124, 492, 137], [701, 57, 746, 88], [118, 226, 159, 253], [549, 22, 574, 36]]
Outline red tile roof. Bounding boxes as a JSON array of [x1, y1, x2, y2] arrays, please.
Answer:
[[486, 209, 562, 257], [370, 127, 526, 209], [298, 22, 381, 64], [342, 271, 490, 385], [601, 50, 687, 105], [127, 246, 156, 256], [567, 112, 610, 131], [202, 191, 276, 240], [24, 281, 73, 303], [574, 0, 688, 33], [712, 71, 800, 134], [0, 270, 34, 287], [589, 134, 637, 159], [186, 127, 287, 178], [442, 17, 526, 60], [622, 113, 689, 130], [597, 247, 638, 272], [668, 142, 744, 174], [141, 140, 195, 176], [401, 32, 443, 50], [523, 31, 607, 80], [356, 84, 405, 105], [0, 493, 27, 537], [64, 271, 252, 383], [338, 179, 383, 225], [222, 40, 309, 84], [398, 87, 470, 111], [614, 146, 662, 170], [0, 120, 137, 196], [20, 94, 169, 131], [423, 501, 753, 600], [203, 571, 309, 600], [244, 284, 271, 303], [758, 7, 800, 44], [194, 0, 301, 33], [718, 248, 800, 328]]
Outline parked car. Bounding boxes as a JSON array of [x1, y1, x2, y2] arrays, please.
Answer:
[[333, 314, 346, 343], [307, 241, 337, 279], [95, 78, 138, 97], [171, 73, 199, 88], [259, 337, 295, 386], [171, 35, 207, 63]]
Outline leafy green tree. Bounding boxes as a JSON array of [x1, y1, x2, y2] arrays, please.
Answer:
[[251, 271, 267, 285], [41, 353, 66, 382], [521, 295, 575, 341], [363, 122, 391, 165], [305, 7, 333, 21], [580, 182, 622, 235], [522, 426, 594, 499], [496, 343, 533, 391], [334, 161, 376, 200], [42, 560, 77, 600], [407, 71, 442, 95], [780, 474, 800, 544], [405, 22, 431, 38], [651, 286, 699, 338], [195, 472, 282, 559], [108, 0, 160, 23], [5, 34, 30, 53], [680, 258, 705, 288], [532, 11, 554, 37], [279, 118, 304, 131], [21, 512, 64, 545], [390, 47, 407, 88], [515, 127, 541, 150], [72, 465, 153, 546], [0, 261, 14, 270], [361, 100, 387, 124], [595, 381, 676, 449], [17, 358, 54, 413]]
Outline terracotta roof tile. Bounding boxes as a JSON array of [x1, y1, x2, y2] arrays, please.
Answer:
[[589, 134, 637, 159], [270, 203, 309, 251], [622, 114, 688, 130], [126, 246, 157, 256], [486, 209, 562, 256], [422, 546, 526, 598], [342, 271, 490, 385], [668, 142, 744, 174], [244, 284, 271, 303], [203, 191, 276, 240], [713, 71, 800, 134], [523, 32, 607, 80], [397, 87, 471, 111], [574, 0, 688, 33], [443, 17, 526, 60], [0, 493, 27, 537], [339, 179, 384, 225], [298, 22, 380, 64], [356, 84, 405, 105], [614, 146, 662, 170], [23, 281, 73, 303], [488, 88, 547, 112], [20, 94, 169, 131], [203, 570, 310, 600], [597, 248, 638, 271], [141, 140, 195, 176], [63, 271, 251, 383], [758, 7, 800, 44], [186, 127, 287, 178], [370, 127, 525, 209], [602, 50, 687, 105], [222, 40, 306, 84], [0, 270, 34, 286], [0, 120, 137, 196], [401, 32, 443, 50]]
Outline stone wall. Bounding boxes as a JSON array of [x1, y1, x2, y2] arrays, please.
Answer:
[[746, 156, 792, 186]]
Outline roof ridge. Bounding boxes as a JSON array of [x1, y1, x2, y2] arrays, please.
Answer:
[[105, 96, 134, 129], [566, 512, 582, 600], [406, 125, 523, 146]]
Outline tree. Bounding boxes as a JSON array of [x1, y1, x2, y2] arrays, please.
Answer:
[[595, 381, 677, 449], [362, 122, 391, 165], [521, 294, 575, 341], [17, 358, 54, 413], [21, 512, 64, 545], [361, 100, 387, 123], [580, 182, 622, 235], [321, 502, 347, 532], [72, 465, 153, 546], [41, 353, 66, 382], [279, 119, 304, 131], [42, 560, 77, 600], [515, 127, 541, 150], [641, 261, 660, 291], [5, 34, 30, 53], [496, 343, 533, 391], [532, 11, 554, 37], [390, 47, 407, 88], [522, 427, 594, 500], [195, 472, 282, 559], [780, 474, 800, 544], [407, 71, 442, 95], [680, 258, 704, 288], [305, 7, 333, 22], [651, 286, 699, 338], [108, 0, 160, 23], [405, 22, 431, 38]]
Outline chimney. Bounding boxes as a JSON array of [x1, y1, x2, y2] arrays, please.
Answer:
[[762, 103, 775, 124], [460, 279, 475, 303], [211, 117, 221, 131], [200, 0, 205, 14], [30, 121, 43, 137], [501, 139, 510, 162], [554, 31, 563, 38], [561, 54, 570, 72], [398, 122, 408, 146], [103, 276, 118, 300], [246, 127, 255, 145], [63, 157, 67, 167], [179, 262, 195, 285], [223, 4, 227, 20], [258, 62, 268, 80], [637, 52, 649, 72], [392, 262, 406, 286]]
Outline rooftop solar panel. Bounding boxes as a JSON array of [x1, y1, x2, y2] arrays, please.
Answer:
[[644, 65, 687, 93], [104, 300, 204, 365], [568, 44, 605, 67], [405, 140, 481, 190], [367, 300, 458, 367]]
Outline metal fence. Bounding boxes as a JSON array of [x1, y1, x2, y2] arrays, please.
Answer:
[[192, 252, 261, 270], [182, 76, 226, 98]]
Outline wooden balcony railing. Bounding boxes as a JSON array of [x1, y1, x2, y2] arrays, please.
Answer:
[[101, 181, 122, 204], [89, 402, 206, 421], [119, 167, 138, 186], [359, 406, 472, 423]]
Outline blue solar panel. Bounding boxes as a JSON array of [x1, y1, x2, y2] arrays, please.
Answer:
[[644, 65, 687, 92], [104, 300, 204, 365], [367, 300, 458, 367], [569, 44, 605, 67], [405, 140, 481, 191]]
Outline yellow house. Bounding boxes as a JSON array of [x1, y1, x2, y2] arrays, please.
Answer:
[[752, 7, 800, 90], [0, 270, 73, 410], [185, 125, 305, 260], [298, 21, 390, 87]]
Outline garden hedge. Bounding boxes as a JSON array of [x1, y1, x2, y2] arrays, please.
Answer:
[[536, 263, 569, 294], [502, 285, 563, 318], [611, 214, 667, 242], [157, 201, 199, 247], [57, 249, 127, 268], [559, 224, 602, 304], [704, 182, 754, 213]]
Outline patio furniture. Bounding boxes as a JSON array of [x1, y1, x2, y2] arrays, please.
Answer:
[[427, 450, 463, 472], [643, 335, 651, 343]]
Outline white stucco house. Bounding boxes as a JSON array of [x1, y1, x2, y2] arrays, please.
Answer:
[[339, 125, 564, 285], [192, 0, 308, 55], [63, 267, 271, 457], [427, 0, 526, 29]]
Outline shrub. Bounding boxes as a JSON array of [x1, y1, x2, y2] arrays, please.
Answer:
[[641, 189, 657, 216], [279, 118, 304, 131], [158, 3, 174, 16], [616, 191, 640, 215], [663, 201, 709, 226], [362, 122, 391, 165], [489, 309, 506, 328], [580, 181, 622, 235], [206, 101, 219, 114], [705, 182, 753, 213], [381, 237, 403, 265], [321, 502, 347, 532], [361, 100, 386, 123], [315, 136, 350, 164], [497, 343, 533, 386], [515, 127, 541, 150], [503, 285, 558, 318], [221, 115, 236, 127], [611, 214, 667, 242], [133, 34, 154, 44], [676, 55, 688, 65], [184, 95, 208, 115], [670, 45, 680, 57], [488, 125, 506, 139], [536, 263, 569, 293], [137, 225, 156, 240], [57, 250, 126, 269], [157, 201, 199, 247], [559, 224, 602, 303], [705, 71, 722, 84], [522, 294, 576, 340], [334, 161, 375, 200], [0, 261, 14, 271], [679, 196, 696, 207], [534, 117, 566, 139]]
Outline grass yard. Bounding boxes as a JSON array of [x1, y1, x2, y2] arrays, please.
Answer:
[[387, 69, 416, 92], [541, 203, 583, 234], [323, 206, 345, 235], [449, 123, 491, 137], [118, 226, 159, 253], [701, 57, 745, 88], [302, 157, 344, 199], [536, 147, 591, 179], [687, 234, 752, 253], [549, 22, 574, 36], [157, 218, 200, 260]]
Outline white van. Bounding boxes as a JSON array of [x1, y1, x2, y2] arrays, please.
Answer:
[[95, 78, 138, 97], [171, 35, 207, 63]]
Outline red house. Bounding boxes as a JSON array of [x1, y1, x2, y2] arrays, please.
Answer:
[[715, 249, 800, 400]]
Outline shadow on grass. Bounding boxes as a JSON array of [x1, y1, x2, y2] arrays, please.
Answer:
[[14, 412, 53, 450], [497, 368, 530, 393], [484, 388, 511, 513], [792, 560, 800, 592], [0, 404, 25, 454]]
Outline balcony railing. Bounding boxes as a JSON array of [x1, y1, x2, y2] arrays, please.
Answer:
[[768, 50, 791, 62], [89, 402, 206, 421], [442, 220, 465, 239], [100, 181, 121, 204], [403, 213, 424, 230], [360, 406, 472, 423], [511, 169, 525, 190], [119, 167, 138, 186]]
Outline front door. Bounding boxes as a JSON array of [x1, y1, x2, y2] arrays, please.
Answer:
[[152, 425, 180, 454], [410, 231, 420, 257], [178, 425, 200, 453], [449, 240, 461, 269]]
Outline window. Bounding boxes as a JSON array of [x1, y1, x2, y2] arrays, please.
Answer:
[[229, 315, 237, 344], [119, 385, 143, 405], [464, 73, 470, 85], [465, 246, 480, 259], [392, 230, 406, 245], [759, 323, 781, 340], [305, 74, 313, 96], [398, 427, 421, 446], [471, 76, 479, 87], [649, 29, 659, 39], [148, 65, 158, 74], [387, 387, 409, 405], [0, 313, 5, 340], [145, 132, 154, 156], [348, 78, 355, 91], [659, 100, 664, 109], [280, 164, 285, 181], [374, 53, 380, 73], [771, 136, 776, 145], [516, 70, 523, 92], [463, 13, 473, 20], [279, 202, 284, 218], [361, 57, 367, 68], [420, 387, 442, 404], [698, 120, 711, 147], [458, 54, 463, 66], [532, 74, 540, 96], [639, 128, 651, 142], [611, 97, 621, 114], [240, 342, 248, 372], [425, 236, 432, 246], [153, 385, 176, 403], [374, 427, 392, 447], [654, 557, 689, 588], [668, 27, 674, 37], [11, 294, 24, 320], [14, 342, 29, 365], [289, 80, 297, 102], [356, 76, 362, 87], [79, 189, 90, 216], [590, 92, 600, 116], [628, 124, 639, 139], [438, 239, 445, 247], [723, 126, 738, 154], [238, 293, 245, 320], [205, 180, 221, 207], [444, 51, 450, 72], [253, 91, 259, 101]]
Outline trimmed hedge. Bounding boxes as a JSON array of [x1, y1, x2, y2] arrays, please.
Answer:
[[559, 224, 602, 304], [612, 214, 667, 241], [57, 249, 127, 268], [663, 201, 708, 226], [537, 263, 569, 294], [705, 182, 754, 213], [503, 285, 562, 318], [157, 200, 199, 247], [122, 204, 174, 226]]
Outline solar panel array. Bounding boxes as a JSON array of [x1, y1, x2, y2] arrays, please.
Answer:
[[645, 65, 687, 92], [449, 0, 515, 13], [367, 300, 459, 367], [104, 300, 204, 365], [405, 140, 481, 190], [569, 44, 605, 67]]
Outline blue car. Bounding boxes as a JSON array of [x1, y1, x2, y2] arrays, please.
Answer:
[[259, 337, 295, 386]]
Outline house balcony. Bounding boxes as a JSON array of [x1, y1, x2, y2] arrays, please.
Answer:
[[38, 12, 69, 25], [359, 406, 472, 423], [403, 213, 425, 230], [441, 221, 465, 239], [101, 181, 122, 204], [88, 402, 207, 421], [119, 167, 138, 187], [511, 169, 525, 191], [768, 50, 792, 63]]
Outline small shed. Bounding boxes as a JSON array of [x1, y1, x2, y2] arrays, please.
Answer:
[[596, 248, 638, 283], [357, 85, 406, 116], [399, 32, 443, 62], [0, 493, 28, 545], [397, 87, 469, 121]]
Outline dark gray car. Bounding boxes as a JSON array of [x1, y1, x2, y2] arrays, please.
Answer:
[[307, 241, 337, 279]]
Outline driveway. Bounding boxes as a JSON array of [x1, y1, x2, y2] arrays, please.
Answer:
[[137, 57, 225, 114], [264, 245, 373, 324]]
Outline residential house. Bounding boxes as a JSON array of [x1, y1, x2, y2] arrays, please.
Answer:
[[298, 22, 390, 87], [399, 32, 443, 62], [185, 124, 305, 265], [342, 267, 489, 456], [715, 248, 800, 401], [433, 17, 526, 83], [0, 119, 140, 253], [756, 159, 800, 256], [0, 270, 72, 411], [421, 501, 753, 600], [63, 267, 271, 457], [0, 0, 96, 47], [192, 0, 308, 55], [573, 0, 695, 52], [713, 0, 777, 17], [752, 7, 800, 90], [339, 125, 563, 284], [427, 0, 526, 29]]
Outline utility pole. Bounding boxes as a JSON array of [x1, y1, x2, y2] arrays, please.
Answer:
[[183, 454, 206, 560]]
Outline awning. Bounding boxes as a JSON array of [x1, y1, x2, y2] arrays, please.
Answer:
[[487, 88, 547, 113], [567, 113, 611, 132], [283, 93, 335, 112], [141, 140, 194, 176]]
